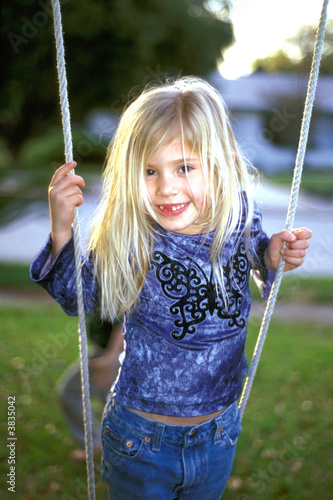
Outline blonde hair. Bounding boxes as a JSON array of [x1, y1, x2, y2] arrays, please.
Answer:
[[88, 76, 257, 320]]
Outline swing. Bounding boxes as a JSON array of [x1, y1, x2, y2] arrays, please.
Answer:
[[49, 0, 330, 497]]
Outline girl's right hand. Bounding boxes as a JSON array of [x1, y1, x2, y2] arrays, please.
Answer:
[[48, 161, 85, 260]]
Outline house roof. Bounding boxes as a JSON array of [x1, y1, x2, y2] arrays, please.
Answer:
[[209, 70, 333, 114]]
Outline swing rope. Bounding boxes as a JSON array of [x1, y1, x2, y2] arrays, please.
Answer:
[[50, 1, 96, 498], [50, 0, 329, 493], [238, 0, 330, 419]]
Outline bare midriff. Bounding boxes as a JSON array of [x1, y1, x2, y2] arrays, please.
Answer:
[[129, 408, 226, 425]]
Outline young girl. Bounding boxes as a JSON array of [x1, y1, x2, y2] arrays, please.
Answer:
[[31, 77, 311, 499]]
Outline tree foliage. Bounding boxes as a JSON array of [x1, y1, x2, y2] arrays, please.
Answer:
[[253, 20, 333, 75], [1, 0, 234, 155]]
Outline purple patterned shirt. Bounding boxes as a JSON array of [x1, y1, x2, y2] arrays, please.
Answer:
[[30, 202, 275, 417]]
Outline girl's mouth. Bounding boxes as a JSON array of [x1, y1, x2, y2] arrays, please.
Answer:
[[155, 203, 189, 217]]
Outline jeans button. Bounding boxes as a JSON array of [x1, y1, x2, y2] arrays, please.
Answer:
[[189, 428, 197, 438]]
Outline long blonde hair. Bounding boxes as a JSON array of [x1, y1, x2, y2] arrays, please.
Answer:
[[88, 77, 256, 320]]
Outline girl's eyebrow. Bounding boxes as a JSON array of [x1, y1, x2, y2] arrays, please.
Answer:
[[147, 157, 200, 167]]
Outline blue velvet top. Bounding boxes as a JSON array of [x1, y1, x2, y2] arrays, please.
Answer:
[[30, 202, 275, 417]]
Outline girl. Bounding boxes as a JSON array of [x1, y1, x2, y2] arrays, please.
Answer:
[[31, 77, 311, 499]]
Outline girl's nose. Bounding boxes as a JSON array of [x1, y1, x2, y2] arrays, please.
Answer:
[[157, 173, 179, 197]]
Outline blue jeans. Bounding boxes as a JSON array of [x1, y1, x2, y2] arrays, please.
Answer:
[[101, 397, 242, 499]]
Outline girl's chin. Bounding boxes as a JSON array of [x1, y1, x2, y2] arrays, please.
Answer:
[[156, 220, 206, 235]]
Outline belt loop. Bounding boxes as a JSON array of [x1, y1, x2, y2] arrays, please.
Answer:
[[214, 416, 223, 444], [152, 423, 165, 452]]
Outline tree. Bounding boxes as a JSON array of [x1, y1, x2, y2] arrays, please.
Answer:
[[1, 0, 234, 157], [253, 20, 333, 75]]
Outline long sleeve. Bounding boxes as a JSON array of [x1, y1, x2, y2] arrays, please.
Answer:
[[30, 235, 100, 316], [249, 202, 276, 300]]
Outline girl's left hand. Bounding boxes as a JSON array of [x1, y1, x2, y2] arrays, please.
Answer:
[[265, 227, 312, 272]]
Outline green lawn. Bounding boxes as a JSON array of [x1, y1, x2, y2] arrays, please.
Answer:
[[233, 315, 333, 499], [0, 304, 109, 500], [0, 300, 332, 499], [265, 171, 333, 198]]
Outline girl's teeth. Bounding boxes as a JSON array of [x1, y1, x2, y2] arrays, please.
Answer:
[[159, 204, 186, 211]]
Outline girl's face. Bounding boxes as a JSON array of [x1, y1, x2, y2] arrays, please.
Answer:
[[145, 138, 208, 234]]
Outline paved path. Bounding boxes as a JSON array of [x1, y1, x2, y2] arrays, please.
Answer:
[[250, 301, 333, 325], [0, 181, 332, 276], [255, 182, 333, 277]]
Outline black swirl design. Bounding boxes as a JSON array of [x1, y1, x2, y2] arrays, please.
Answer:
[[151, 241, 250, 341]]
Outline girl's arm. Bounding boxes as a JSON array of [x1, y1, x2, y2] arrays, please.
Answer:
[[265, 227, 312, 272], [48, 161, 85, 262], [30, 161, 100, 316], [30, 235, 100, 316]]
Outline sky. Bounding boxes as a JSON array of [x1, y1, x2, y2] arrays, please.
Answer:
[[219, 0, 333, 79]]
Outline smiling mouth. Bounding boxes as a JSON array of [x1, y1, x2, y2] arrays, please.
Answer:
[[156, 203, 189, 216]]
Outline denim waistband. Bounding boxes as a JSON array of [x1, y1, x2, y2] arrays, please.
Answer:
[[106, 397, 239, 448]]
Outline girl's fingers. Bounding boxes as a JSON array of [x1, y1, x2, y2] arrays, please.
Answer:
[[49, 173, 85, 197], [266, 227, 311, 272], [285, 239, 310, 251], [65, 193, 84, 208], [292, 227, 312, 240], [60, 185, 84, 200], [50, 184, 84, 206], [283, 256, 306, 270], [50, 161, 77, 186], [52, 174, 85, 190], [282, 246, 308, 271], [282, 248, 306, 260]]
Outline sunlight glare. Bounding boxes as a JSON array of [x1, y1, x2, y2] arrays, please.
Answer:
[[220, 0, 333, 79]]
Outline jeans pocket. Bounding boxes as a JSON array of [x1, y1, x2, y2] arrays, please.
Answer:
[[222, 409, 242, 448], [102, 416, 145, 461]]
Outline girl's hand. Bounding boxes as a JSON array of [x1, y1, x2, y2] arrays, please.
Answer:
[[48, 161, 85, 260], [265, 227, 312, 272]]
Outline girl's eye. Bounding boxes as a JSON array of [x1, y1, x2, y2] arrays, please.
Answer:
[[178, 165, 194, 174], [146, 169, 156, 176]]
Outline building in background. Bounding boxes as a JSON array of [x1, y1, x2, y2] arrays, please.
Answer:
[[210, 71, 333, 173]]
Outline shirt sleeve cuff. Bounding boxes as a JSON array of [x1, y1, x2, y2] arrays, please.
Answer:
[[30, 234, 73, 282], [252, 267, 276, 301]]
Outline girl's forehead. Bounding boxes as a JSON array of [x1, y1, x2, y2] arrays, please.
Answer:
[[147, 138, 199, 164]]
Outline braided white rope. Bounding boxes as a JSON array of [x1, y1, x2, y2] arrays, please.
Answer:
[[238, 0, 330, 419], [50, 1, 96, 498]]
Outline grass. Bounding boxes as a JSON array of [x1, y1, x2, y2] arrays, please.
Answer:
[[0, 304, 109, 500], [233, 316, 333, 500], [0, 263, 35, 289], [249, 274, 333, 304], [0, 274, 332, 499], [266, 170, 333, 198]]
